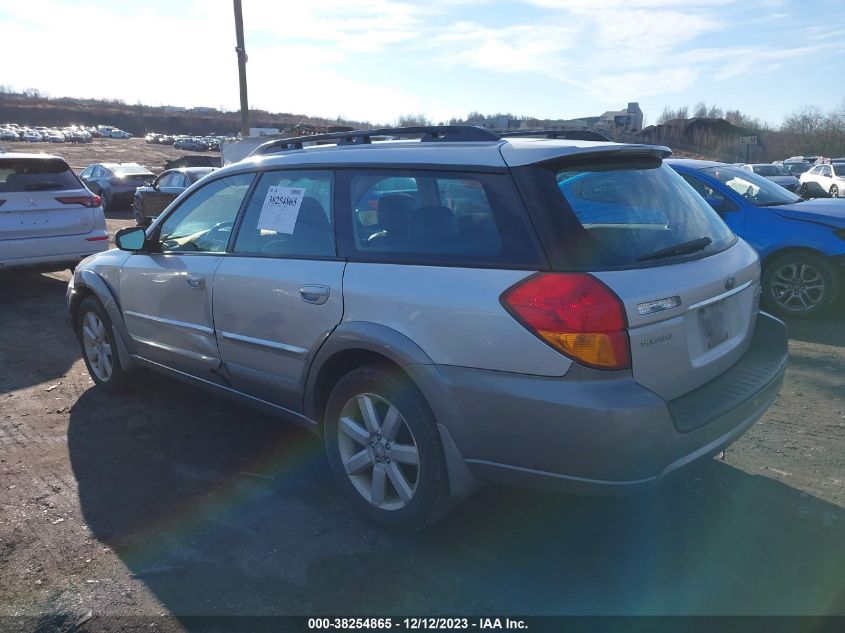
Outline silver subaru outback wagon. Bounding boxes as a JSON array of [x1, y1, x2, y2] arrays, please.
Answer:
[[67, 126, 788, 531]]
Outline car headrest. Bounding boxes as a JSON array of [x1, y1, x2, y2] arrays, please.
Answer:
[[377, 194, 415, 236], [409, 205, 458, 243]]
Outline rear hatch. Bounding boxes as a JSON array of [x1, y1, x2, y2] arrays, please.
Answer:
[[0, 157, 96, 240], [519, 151, 761, 401]]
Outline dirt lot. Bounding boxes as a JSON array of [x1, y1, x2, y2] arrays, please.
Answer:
[[0, 138, 220, 175], [0, 141, 844, 631]]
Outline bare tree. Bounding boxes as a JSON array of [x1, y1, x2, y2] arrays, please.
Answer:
[[693, 102, 707, 118], [397, 113, 432, 127]]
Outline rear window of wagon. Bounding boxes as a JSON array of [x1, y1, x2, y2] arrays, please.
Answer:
[[515, 157, 737, 270]]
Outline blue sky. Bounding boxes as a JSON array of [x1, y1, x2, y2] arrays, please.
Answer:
[[0, 0, 843, 126]]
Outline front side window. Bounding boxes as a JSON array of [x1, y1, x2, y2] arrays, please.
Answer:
[[158, 172, 254, 253], [233, 170, 334, 258], [342, 170, 539, 267], [700, 165, 800, 206], [679, 173, 738, 213], [549, 160, 735, 267]]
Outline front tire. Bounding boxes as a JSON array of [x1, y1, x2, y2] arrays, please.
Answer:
[[324, 364, 449, 531], [762, 252, 839, 319], [76, 297, 129, 393]]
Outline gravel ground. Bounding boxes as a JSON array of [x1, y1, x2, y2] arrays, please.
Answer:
[[0, 142, 843, 630]]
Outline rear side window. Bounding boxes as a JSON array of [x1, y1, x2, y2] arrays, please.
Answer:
[[521, 159, 736, 269], [338, 170, 542, 268], [0, 158, 82, 192], [233, 170, 334, 258]]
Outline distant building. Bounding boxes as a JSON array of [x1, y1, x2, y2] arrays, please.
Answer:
[[595, 102, 644, 133], [164, 105, 186, 112], [192, 107, 218, 114]]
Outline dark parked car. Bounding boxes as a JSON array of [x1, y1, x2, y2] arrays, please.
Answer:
[[79, 163, 155, 211], [132, 167, 217, 226]]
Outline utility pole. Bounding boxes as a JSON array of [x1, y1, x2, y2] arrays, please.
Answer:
[[233, 0, 249, 137]]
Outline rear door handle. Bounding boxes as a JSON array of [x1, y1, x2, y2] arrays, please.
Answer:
[[186, 274, 206, 290], [299, 285, 330, 305]]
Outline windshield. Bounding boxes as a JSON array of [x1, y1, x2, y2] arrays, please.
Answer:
[[752, 165, 788, 177], [785, 163, 811, 175], [553, 160, 736, 267], [701, 165, 801, 206]]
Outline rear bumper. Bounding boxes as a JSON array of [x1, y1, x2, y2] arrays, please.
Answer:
[[410, 312, 787, 496], [0, 232, 109, 270]]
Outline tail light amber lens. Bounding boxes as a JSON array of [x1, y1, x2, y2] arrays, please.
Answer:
[[501, 273, 631, 370]]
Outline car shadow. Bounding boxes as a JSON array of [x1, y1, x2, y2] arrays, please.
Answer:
[[67, 374, 845, 621], [0, 271, 78, 394], [782, 304, 845, 348]]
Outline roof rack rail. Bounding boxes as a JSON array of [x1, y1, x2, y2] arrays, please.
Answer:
[[499, 129, 611, 142], [251, 125, 500, 156]]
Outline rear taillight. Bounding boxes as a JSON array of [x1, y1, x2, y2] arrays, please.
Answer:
[[55, 195, 102, 208], [501, 273, 631, 370]]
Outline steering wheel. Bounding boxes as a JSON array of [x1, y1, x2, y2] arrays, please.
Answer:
[[260, 238, 290, 254], [196, 220, 234, 251]]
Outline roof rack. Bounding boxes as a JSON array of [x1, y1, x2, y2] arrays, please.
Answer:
[[251, 125, 500, 156], [499, 129, 611, 142]]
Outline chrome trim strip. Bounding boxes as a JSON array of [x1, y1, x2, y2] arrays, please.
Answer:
[[687, 279, 754, 311], [123, 310, 215, 335], [218, 330, 308, 357]]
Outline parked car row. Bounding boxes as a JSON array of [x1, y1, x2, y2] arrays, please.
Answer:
[[145, 132, 228, 151], [0, 124, 93, 143]]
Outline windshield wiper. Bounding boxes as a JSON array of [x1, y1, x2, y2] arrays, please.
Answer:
[[25, 182, 65, 191], [638, 236, 712, 261]]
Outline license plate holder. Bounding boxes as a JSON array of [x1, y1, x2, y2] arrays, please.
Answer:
[[698, 300, 729, 350]]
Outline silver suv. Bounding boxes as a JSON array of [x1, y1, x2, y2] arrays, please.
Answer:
[[67, 126, 789, 530]]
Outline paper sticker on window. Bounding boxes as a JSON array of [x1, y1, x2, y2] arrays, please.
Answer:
[[257, 186, 305, 235]]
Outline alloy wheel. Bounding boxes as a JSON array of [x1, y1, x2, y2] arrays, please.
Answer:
[[831, 185, 839, 198], [81, 311, 113, 382], [770, 262, 826, 313], [336, 393, 420, 511]]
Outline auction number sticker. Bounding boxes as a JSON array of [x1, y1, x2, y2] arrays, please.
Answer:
[[257, 186, 305, 234]]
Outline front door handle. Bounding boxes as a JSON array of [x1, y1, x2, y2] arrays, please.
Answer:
[[299, 285, 330, 305], [186, 274, 206, 290]]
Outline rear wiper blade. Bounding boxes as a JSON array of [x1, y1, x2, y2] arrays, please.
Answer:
[[638, 236, 712, 261], [25, 182, 65, 191]]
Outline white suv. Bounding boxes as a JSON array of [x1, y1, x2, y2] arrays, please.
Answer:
[[0, 152, 109, 271]]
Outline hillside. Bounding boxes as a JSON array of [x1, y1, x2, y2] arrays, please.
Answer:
[[0, 91, 367, 136]]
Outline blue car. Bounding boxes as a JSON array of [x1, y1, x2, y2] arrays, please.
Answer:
[[669, 159, 845, 318]]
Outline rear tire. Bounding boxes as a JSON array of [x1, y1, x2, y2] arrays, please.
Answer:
[[99, 190, 111, 212], [762, 252, 838, 319], [76, 297, 129, 393], [830, 185, 839, 198], [324, 364, 450, 532]]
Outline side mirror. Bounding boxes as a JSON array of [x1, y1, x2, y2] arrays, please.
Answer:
[[115, 226, 147, 251]]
